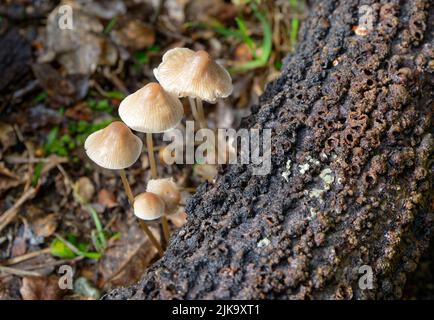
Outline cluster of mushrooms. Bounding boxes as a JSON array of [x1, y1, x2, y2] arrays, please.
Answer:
[[84, 48, 233, 255]]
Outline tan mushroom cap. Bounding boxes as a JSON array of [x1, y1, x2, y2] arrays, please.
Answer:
[[84, 121, 142, 170], [146, 178, 180, 214], [119, 82, 184, 133], [153, 48, 233, 103], [133, 192, 165, 220]]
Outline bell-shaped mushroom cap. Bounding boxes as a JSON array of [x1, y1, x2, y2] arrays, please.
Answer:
[[84, 121, 142, 170], [146, 178, 180, 214], [133, 192, 165, 220], [118, 82, 184, 133], [153, 48, 233, 103]]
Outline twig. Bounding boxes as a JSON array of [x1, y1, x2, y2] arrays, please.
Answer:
[[0, 265, 43, 277], [4, 156, 51, 164], [1, 248, 51, 266], [11, 80, 39, 100], [13, 125, 35, 191], [25, 256, 84, 270], [0, 187, 37, 233], [102, 67, 129, 94]]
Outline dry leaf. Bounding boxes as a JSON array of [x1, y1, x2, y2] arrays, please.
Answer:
[[99, 223, 159, 287], [11, 237, 27, 257], [20, 276, 63, 300], [0, 122, 17, 153], [31, 213, 59, 238], [111, 19, 155, 51], [98, 189, 118, 209], [74, 177, 95, 203]]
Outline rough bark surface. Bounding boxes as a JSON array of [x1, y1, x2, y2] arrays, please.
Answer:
[[106, 0, 433, 299]]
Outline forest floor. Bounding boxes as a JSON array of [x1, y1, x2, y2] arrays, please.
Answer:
[[0, 0, 305, 300], [0, 0, 432, 300]]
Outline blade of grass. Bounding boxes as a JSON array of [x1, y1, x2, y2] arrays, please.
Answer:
[[235, 16, 256, 56], [230, 4, 273, 73]]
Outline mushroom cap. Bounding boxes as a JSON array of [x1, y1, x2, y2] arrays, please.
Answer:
[[119, 82, 184, 133], [133, 192, 165, 220], [84, 121, 142, 170], [146, 178, 180, 214], [153, 48, 233, 103]]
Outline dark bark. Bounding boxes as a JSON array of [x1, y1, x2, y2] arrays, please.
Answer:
[[106, 0, 433, 300]]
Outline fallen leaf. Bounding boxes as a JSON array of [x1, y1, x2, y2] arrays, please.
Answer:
[[74, 177, 95, 203], [20, 276, 63, 300], [0, 276, 22, 300], [31, 213, 59, 238], [234, 43, 253, 62], [65, 102, 93, 121], [111, 19, 155, 51], [11, 237, 27, 257], [99, 223, 159, 287], [98, 189, 118, 209], [0, 122, 17, 154]]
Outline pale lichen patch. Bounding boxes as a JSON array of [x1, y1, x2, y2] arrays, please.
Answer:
[[309, 188, 324, 200], [320, 168, 334, 189], [281, 160, 292, 182], [257, 238, 271, 248], [298, 163, 310, 174]]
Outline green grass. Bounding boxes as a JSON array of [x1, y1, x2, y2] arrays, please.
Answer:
[[43, 118, 113, 157], [104, 17, 118, 34], [50, 234, 102, 260], [289, 0, 302, 51], [229, 3, 273, 73], [134, 44, 161, 67], [186, 2, 273, 74]]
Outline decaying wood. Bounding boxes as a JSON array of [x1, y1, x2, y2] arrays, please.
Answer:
[[106, 0, 433, 299]]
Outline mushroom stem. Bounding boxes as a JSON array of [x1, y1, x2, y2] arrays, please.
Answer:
[[188, 97, 203, 129], [146, 133, 158, 179], [119, 169, 164, 257], [138, 220, 165, 257], [195, 98, 207, 129], [161, 214, 170, 247], [119, 169, 134, 204]]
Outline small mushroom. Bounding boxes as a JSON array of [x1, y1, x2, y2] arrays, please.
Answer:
[[119, 82, 184, 178], [146, 178, 181, 244], [134, 192, 165, 221], [154, 48, 233, 129], [133, 192, 166, 256], [146, 178, 181, 214], [84, 121, 142, 170], [84, 121, 163, 256]]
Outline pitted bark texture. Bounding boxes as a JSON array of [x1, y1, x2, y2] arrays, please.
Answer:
[[106, 0, 434, 299]]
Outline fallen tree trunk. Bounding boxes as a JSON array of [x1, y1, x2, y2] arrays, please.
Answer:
[[106, 0, 433, 299]]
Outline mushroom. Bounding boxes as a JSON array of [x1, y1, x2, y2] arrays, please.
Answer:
[[84, 121, 163, 256], [133, 192, 166, 256], [146, 178, 181, 243], [153, 48, 233, 129], [134, 192, 165, 221], [119, 82, 184, 178]]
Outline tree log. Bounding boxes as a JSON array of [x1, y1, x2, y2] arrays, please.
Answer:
[[106, 0, 433, 299]]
